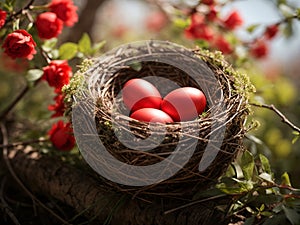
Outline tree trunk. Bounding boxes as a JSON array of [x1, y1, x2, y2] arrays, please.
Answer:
[[64, 0, 107, 43], [6, 147, 230, 225]]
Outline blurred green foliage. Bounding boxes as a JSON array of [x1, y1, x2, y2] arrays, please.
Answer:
[[244, 65, 300, 186]]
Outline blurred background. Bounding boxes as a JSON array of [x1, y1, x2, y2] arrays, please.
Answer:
[[1, 0, 299, 186]]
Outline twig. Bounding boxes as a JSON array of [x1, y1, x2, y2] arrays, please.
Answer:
[[0, 122, 72, 225], [0, 85, 29, 121], [250, 103, 300, 134], [0, 176, 21, 225], [6, 0, 35, 23], [0, 138, 47, 149], [163, 194, 227, 215]]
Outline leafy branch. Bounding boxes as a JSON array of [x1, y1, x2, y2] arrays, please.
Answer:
[[216, 150, 300, 225]]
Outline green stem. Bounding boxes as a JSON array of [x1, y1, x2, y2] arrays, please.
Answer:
[[30, 5, 49, 11]]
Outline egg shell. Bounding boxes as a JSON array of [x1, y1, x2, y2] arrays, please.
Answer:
[[161, 87, 206, 122], [130, 108, 174, 123], [122, 78, 162, 112]]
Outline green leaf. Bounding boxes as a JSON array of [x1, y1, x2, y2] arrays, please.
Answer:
[[216, 183, 247, 195], [225, 164, 236, 178], [297, 8, 300, 19], [259, 204, 265, 212], [262, 213, 288, 225], [244, 216, 255, 225], [279, 4, 295, 17], [13, 18, 20, 31], [232, 162, 244, 179], [192, 187, 224, 200], [283, 20, 294, 38], [261, 211, 273, 217], [233, 179, 254, 191], [246, 24, 260, 33], [42, 38, 58, 52], [25, 69, 44, 82], [281, 172, 292, 186], [277, 0, 287, 5], [285, 198, 300, 209], [3, 0, 14, 12], [78, 33, 92, 55], [259, 154, 271, 174], [59, 42, 78, 60], [216, 179, 253, 194], [259, 172, 274, 183], [273, 204, 284, 213], [241, 150, 255, 180], [283, 205, 300, 225], [250, 194, 283, 207], [129, 62, 142, 72], [26, 22, 34, 31], [173, 18, 190, 28], [292, 132, 299, 144], [91, 40, 106, 54]]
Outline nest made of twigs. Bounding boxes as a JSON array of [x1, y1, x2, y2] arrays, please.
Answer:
[[68, 41, 253, 199]]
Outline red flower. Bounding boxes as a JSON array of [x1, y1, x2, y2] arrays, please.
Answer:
[[48, 120, 75, 151], [48, 94, 66, 118], [213, 36, 232, 54], [42, 60, 72, 93], [145, 11, 168, 32], [49, 0, 78, 27], [2, 30, 36, 60], [201, 0, 214, 5], [265, 24, 279, 40], [250, 41, 269, 59], [0, 9, 7, 29], [185, 14, 214, 41], [207, 6, 218, 21], [223, 10, 243, 30], [36, 12, 63, 39]]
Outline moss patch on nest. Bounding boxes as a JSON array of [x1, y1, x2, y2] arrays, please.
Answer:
[[194, 48, 255, 102]]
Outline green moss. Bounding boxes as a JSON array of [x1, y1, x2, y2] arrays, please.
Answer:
[[62, 59, 93, 116], [195, 49, 256, 101]]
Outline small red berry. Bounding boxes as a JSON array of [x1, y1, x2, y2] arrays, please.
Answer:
[[250, 40, 269, 59], [265, 24, 279, 40]]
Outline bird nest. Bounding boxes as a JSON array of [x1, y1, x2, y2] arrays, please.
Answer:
[[67, 41, 254, 199]]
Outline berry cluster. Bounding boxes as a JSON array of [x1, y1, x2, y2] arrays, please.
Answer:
[[182, 0, 281, 59]]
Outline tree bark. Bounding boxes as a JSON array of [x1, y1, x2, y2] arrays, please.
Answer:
[[64, 0, 107, 43], [7, 147, 229, 225]]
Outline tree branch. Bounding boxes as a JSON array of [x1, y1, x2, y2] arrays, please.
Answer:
[[0, 123, 71, 225], [6, 0, 35, 23], [64, 0, 107, 43], [4, 145, 229, 225], [250, 103, 300, 133]]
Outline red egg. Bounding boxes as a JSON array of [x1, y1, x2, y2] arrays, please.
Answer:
[[130, 108, 174, 123], [122, 78, 162, 112], [161, 87, 206, 122]]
